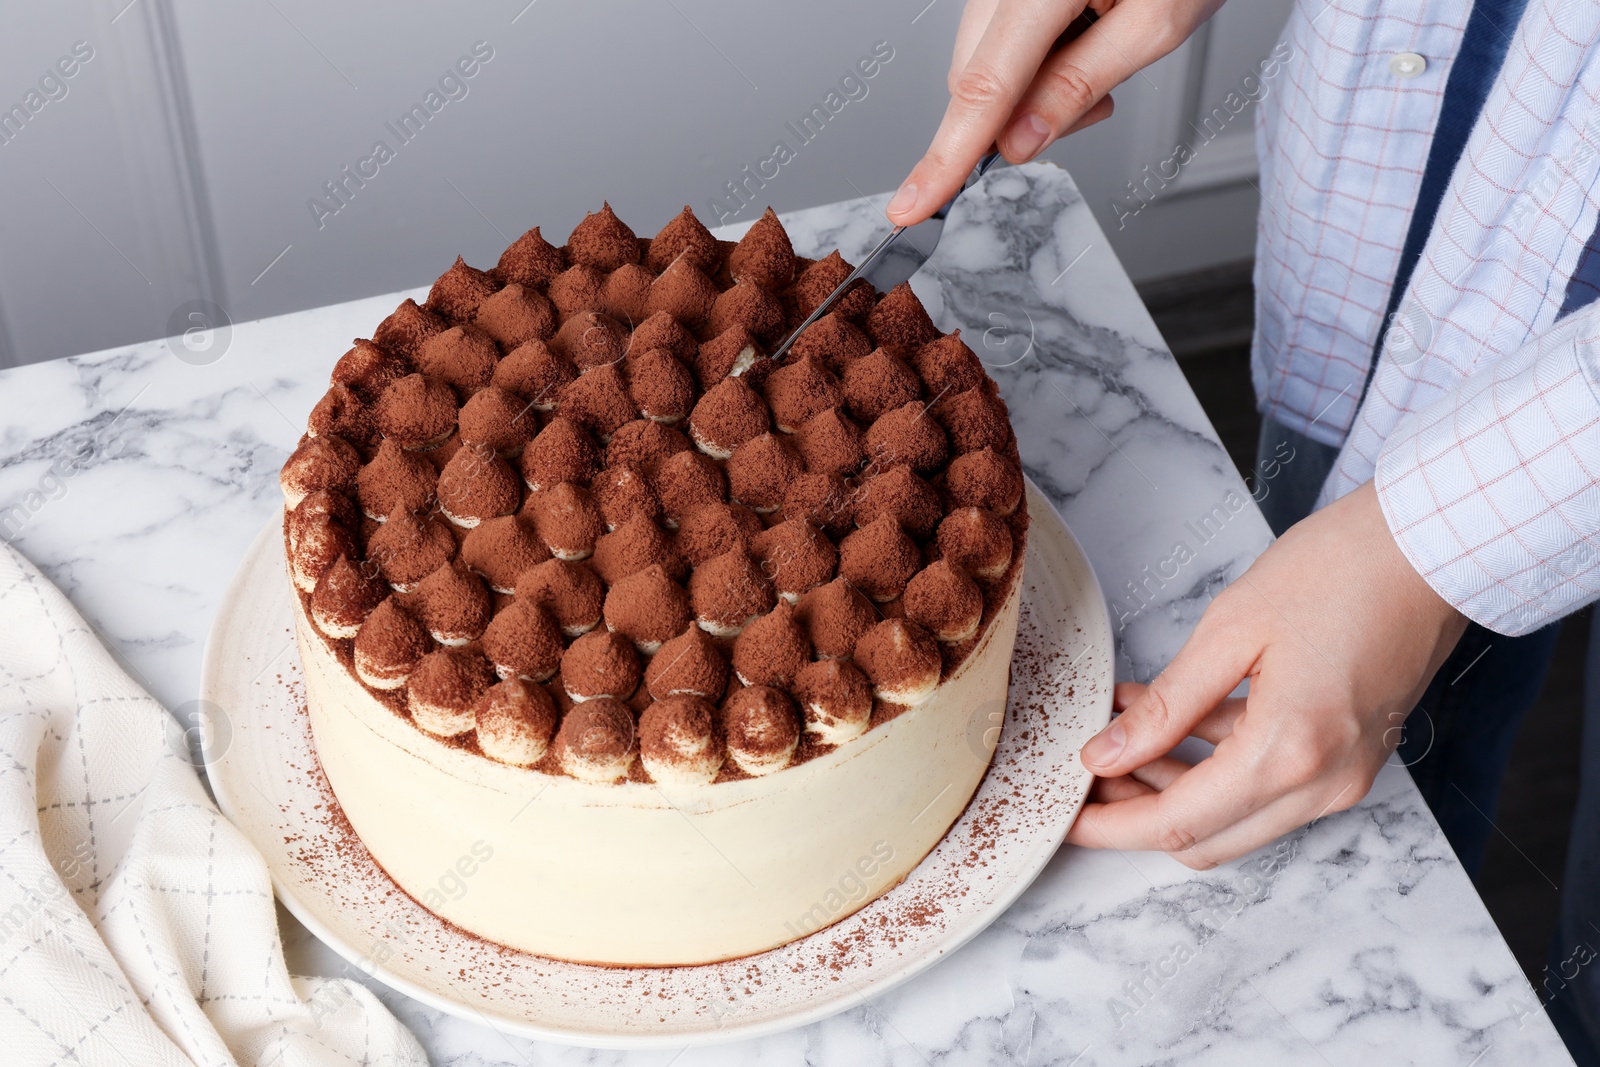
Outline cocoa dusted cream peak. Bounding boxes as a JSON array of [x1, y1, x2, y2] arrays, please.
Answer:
[[853, 617, 941, 706], [722, 685, 801, 776], [647, 206, 720, 274], [639, 694, 724, 785], [309, 555, 386, 639], [280, 434, 360, 509], [475, 676, 557, 766], [516, 557, 604, 637], [566, 202, 639, 273], [494, 226, 565, 288], [552, 696, 635, 782], [728, 207, 795, 290], [407, 646, 495, 736], [644, 624, 728, 701], [792, 657, 872, 745]]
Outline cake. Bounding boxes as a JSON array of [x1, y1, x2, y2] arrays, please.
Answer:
[[280, 202, 1030, 966]]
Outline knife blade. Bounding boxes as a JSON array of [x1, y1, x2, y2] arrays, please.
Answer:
[[769, 150, 1001, 361]]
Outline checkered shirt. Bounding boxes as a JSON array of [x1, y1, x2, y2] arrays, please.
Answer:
[[1254, 0, 1600, 634]]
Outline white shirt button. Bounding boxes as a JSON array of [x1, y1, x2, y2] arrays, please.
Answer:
[[1390, 52, 1427, 78]]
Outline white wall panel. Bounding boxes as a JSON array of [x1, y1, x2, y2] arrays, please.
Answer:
[[0, 0, 1292, 368]]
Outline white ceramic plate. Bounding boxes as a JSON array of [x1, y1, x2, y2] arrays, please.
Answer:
[[201, 479, 1112, 1049]]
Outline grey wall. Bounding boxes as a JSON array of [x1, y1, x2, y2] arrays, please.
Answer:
[[0, 0, 1291, 370]]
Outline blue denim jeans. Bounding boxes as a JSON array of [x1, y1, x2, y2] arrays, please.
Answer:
[[1252, 419, 1584, 1054], [1548, 624, 1600, 1065]]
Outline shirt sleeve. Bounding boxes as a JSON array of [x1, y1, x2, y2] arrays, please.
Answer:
[[1374, 307, 1600, 636]]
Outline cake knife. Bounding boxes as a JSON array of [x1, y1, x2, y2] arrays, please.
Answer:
[[769, 150, 1002, 361]]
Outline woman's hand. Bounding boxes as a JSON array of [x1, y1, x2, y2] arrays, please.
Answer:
[[1066, 480, 1468, 868], [888, 0, 1225, 225]]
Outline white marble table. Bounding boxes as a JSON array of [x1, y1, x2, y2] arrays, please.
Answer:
[[0, 163, 1570, 1065]]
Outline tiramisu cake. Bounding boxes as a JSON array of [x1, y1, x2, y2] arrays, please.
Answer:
[[280, 202, 1029, 966]]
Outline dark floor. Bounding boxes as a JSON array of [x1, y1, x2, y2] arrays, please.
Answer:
[[1137, 263, 1587, 987]]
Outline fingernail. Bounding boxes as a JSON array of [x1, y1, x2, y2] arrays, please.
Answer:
[[1082, 720, 1125, 767], [1008, 113, 1051, 160], [886, 182, 918, 219]]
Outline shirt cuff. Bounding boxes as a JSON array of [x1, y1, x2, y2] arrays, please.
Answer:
[[1374, 319, 1600, 636]]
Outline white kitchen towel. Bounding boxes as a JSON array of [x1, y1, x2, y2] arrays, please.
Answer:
[[0, 541, 425, 1066]]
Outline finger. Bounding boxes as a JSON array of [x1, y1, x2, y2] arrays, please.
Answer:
[[1061, 93, 1113, 136], [889, 0, 1085, 224], [1112, 686, 1243, 747], [1068, 731, 1270, 853], [959, 1, 1096, 90], [1111, 681, 1146, 712], [949, 0, 1003, 89], [1125, 754, 1192, 791], [1003, 89, 1113, 162], [1081, 601, 1258, 776], [1088, 774, 1154, 804], [1191, 698, 1247, 744], [1170, 777, 1363, 870], [1084, 754, 1193, 805], [997, 0, 1195, 162]]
